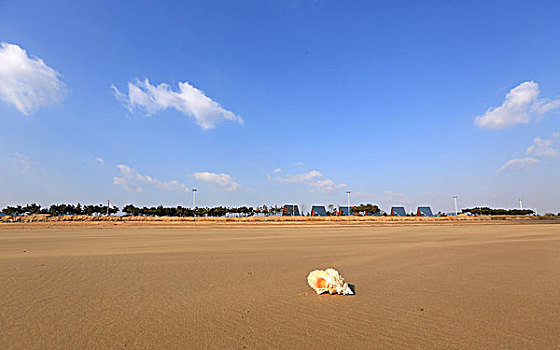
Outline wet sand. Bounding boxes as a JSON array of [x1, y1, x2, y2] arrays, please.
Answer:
[[1, 223, 559, 349]]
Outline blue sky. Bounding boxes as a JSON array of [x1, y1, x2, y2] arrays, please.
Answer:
[[1, 0, 559, 214]]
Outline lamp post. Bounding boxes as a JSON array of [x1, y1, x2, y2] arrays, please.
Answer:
[[346, 189, 351, 216], [453, 196, 458, 216]]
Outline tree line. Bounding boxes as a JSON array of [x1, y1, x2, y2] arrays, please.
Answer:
[[0, 203, 285, 217], [121, 204, 275, 217], [461, 207, 535, 216], [1, 203, 118, 216]]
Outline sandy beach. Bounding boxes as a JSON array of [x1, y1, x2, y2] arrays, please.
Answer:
[[1, 222, 559, 349]]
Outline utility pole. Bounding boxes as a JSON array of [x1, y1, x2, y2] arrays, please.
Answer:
[[346, 189, 351, 216], [106, 199, 110, 216], [453, 196, 458, 216]]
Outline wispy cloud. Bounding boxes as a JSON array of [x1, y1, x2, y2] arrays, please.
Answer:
[[273, 170, 346, 193], [95, 157, 104, 164], [0, 42, 65, 115], [115, 164, 189, 193], [193, 172, 240, 191], [498, 132, 559, 173], [382, 190, 411, 205], [532, 99, 560, 115], [275, 170, 323, 184], [11, 152, 36, 175], [273, 168, 282, 174], [474, 81, 560, 130], [496, 157, 539, 173], [113, 177, 141, 193], [352, 190, 411, 207], [111, 78, 243, 130], [525, 134, 559, 157], [311, 178, 348, 193]]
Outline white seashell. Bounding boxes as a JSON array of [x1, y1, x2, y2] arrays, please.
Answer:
[[307, 268, 354, 295]]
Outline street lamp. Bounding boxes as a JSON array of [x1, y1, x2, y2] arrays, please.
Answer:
[[346, 189, 351, 216], [453, 196, 458, 216]]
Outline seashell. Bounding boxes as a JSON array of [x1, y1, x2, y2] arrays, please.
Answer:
[[307, 268, 353, 295]]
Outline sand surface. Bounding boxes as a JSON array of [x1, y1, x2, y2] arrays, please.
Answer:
[[1, 223, 559, 349]]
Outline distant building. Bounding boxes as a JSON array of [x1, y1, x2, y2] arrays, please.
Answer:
[[416, 206, 434, 217], [311, 206, 327, 217], [390, 206, 407, 216], [283, 204, 301, 216]]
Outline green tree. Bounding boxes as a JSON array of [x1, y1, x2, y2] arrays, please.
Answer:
[[351, 203, 380, 216], [23, 203, 42, 215]]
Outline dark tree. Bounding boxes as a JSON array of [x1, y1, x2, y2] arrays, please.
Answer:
[[351, 203, 381, 216]]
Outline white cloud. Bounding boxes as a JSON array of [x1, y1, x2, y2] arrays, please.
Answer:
[[293, 161, 305, 166], [382, 191, 411, 204], [95, 157, 104, 164], [353, 190, 411, 205], [310, 178, 347, 193], [532, 99, 560, 115], [193, 172, 240, 191], [273, 168, 282, 173], [11, 152, 36, 175], [113, 177, 141, 193], [474, 81, 560, 130], [497, 132, 559, 173], [0, 42, 65, 115], [112, 78, 243, 130], [525, 135, 559, 158], [115, 164, 189, 193], [352, 190, 411, 207], [496, 158, 539, 173], [273, 170, 346, 193], [275, 170, 323, 184]]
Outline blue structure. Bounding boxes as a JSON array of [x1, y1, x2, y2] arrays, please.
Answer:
[[390, 206, 407, 216], [283, 204, 301, 216], [311, 206, 327, 217], [338, 206, 353, 216], [416, 206, 434, 217]]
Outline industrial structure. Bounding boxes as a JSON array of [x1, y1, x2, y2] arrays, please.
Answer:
[[283, 204, 301, 216], [416, 206, 434, 217], [311, 206, 327, 216], [338, 206, 353, 216], [390, 206, 407, 216]]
